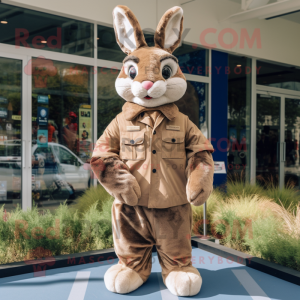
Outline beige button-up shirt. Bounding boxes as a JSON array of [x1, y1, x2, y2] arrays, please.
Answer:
[[93, 102, 214, 209]]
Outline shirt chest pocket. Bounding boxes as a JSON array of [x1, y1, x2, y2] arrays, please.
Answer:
[[162, 131, 185, 159], [120, 131, 145, 160]]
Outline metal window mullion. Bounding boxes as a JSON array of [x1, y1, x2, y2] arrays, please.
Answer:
[[93, 23, 98, 187], [256, 84, 300, 98], [250, 58, 257, 185], [22, 55, 32, 211], [279, 96, 285, 189], [0, 43, 95, 66], [184, 73, 210, 83], [208, 48, 212, 140], [203, 48, 212, 238]]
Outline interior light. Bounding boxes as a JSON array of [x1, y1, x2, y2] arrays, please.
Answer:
[[237, 64, 242, 67], [97, 37, 99, 40], [1, 20, 8, 24], [41, 40, 47, 44]]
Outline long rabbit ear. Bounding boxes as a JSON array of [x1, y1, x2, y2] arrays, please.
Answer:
[[154, 6, 183, 53], [112, 5, 147, 55]]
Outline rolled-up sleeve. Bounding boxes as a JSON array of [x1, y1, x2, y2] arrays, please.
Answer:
[[185, 118, 214, 160], [92, 117, 120, 159]]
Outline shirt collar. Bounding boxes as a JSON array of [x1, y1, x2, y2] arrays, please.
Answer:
[[122, 102, 179, 121]]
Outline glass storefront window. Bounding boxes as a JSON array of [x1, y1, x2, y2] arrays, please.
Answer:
[[256, 94, 280, 186], [177, 81, 208, 135], [284, 98, 300, 188], [0, 57, 22, 212], [31, 57, 93, 210], [228, 55, 252, 181], [0, 3, 94, 57], [175, 45, 208, 77], [257, 60, 300, 92], [97, 67, 123, 136], [97, 26, 126, 63]]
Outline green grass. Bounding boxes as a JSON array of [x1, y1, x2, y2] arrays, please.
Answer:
[[226, 177, 300, 211], [71, 184, 113, 217], [204, 185, 300, 271], [192, 188, 224, 236], [263, 183, 300, 212], [244, 216, 300, 271], [0, 185, 113, 265], [226, 178, 265, 199]]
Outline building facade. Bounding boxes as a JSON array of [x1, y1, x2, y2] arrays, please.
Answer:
[[0, 0, 300, 212]]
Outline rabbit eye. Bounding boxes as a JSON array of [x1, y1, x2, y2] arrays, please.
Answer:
[[129, 66, 137, 79], [162, 65, 172, 79]]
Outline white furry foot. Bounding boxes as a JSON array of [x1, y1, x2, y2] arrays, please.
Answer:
[[165, 268, 202, 296], [104, 264, 143, 294]]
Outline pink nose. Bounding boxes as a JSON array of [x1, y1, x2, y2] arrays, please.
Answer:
[[142, 81, 154, 90]]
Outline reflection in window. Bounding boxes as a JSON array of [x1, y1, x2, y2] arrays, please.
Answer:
[[228, 55, 252, 182], [0, 3, 94, 57], [31, 58, 93, 210], [176, 81, 208, 136], [59, 147, 76, 165], [97, 26, 126, 62], [175, 45, 208, 77], [97, 67, 123, 136], [0, 57, 22, 211], [257, 60, 300, 92]]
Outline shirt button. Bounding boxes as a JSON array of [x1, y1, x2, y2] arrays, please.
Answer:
[[172, 138, 176, 142], [152, 150, 156, 154], [130, 140, 134, 144], [152, 169, 156, 173], [153, 130, 156, 135]]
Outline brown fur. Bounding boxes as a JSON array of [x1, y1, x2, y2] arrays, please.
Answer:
[[186, 151, 214, 206], [90, 156, 141, 206], [122, 101, 179, 121], [113, 201, 193, 282], [113, 5, 147, 55], [118, 47, 186, 82], [154, 7, 184, 53]]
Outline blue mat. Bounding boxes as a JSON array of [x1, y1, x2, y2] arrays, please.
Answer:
[[0, 247, 299, 299]]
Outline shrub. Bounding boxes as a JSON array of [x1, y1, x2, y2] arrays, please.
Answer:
[[226, 176, 300, 211], [192, 189, 224, 236], [210, 195, 280, 252], [226, 175, 265, 198], [263, 182, 300, 212], [244, 216, 300, 272], [71, 184, 113, 217], [0, 194, 113, 265], [81, 199, 113, 250]]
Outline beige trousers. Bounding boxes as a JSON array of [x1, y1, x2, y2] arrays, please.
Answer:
[[112, 201, 193, 283]]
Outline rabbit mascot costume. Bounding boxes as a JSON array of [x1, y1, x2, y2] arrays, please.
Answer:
[[91, 5, 214, 297]]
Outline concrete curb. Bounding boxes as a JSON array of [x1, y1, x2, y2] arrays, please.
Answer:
[[0, 239, 299, 286], [191, 237, 300, 286]]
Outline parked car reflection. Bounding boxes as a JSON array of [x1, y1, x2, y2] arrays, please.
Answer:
[[0, 140, 91, 204], [31, 142, 91, 202], [0, 140, 22, 202]]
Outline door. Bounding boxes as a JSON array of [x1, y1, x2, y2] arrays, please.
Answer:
[[0, 54, 30, 211], [256, 92, 300, 189], [256, 94, 281, 186], [284, 97, 300, 189]]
